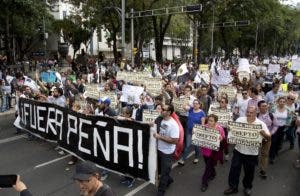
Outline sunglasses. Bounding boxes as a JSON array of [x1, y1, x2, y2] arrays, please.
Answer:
[[287, 97, 295, 101], [242, 92, 247, 95], [162, 108, 169, 111]]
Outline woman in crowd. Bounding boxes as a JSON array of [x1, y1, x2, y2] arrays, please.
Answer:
[[178, 99, 206, 165], [269, 96, 288, 164], [285, 93, 298, 149], [200, 114, 225, 192]]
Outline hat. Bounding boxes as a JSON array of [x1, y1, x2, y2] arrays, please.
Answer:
[[73, 161, 99, 181], [98, 97, 111, 105]]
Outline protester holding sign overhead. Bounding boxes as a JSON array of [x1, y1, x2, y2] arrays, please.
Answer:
[[224, 106, 270, 196], [200, 114, 225, 192]]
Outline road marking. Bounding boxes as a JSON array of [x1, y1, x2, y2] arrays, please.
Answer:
[[0, 134, 26, 144], [34, 154, 71, 169], [124, 152, 195, 196]]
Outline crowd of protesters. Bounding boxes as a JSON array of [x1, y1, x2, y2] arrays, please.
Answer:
[[1, 53, 300, 196]]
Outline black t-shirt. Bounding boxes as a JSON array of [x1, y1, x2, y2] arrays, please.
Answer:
[[95, 184, 115, 196]]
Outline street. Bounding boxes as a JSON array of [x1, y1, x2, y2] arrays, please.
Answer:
[[0, 112, 299, 196]]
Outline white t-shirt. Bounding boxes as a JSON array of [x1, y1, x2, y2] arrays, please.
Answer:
[[234, 117, 270, 156], [236, 97, 250, 117], [273, 108, 288, 126], [158, 118, 180, 154]]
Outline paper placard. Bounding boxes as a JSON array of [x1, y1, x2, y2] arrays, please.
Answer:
[[120, 84, 144, 104], [218, 86, 237, 102], [267, 64, 280, 74], [172, 97, 190, 113], [211, 70, 233, 85], [85, 85, 100, 99], [291, 59, 300, 71], [145, 78, 162, 96], [192, 125, 221, 150], [199, 64, 209, 72], [143, 110, 160, 123], [228, 121, 263, 147], [209, 108, 232, 127]]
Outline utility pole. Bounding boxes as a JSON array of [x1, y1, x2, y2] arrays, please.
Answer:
[[121, 0, 125, 58], [210, 4, 215, 56], [131, 8, 134, 67]]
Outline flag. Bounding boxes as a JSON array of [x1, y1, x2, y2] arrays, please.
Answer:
[[177, 63, 188, 77], [171, 112, 184, 160], [24, 76, 39, 91]]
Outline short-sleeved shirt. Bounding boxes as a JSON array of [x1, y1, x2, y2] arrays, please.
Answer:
[[158, 118, 180, 154], [234, 117, 270, 156]]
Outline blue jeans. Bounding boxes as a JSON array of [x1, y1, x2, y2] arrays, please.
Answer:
[[181, 132, 200, 161], [0, 95, 8, 112]]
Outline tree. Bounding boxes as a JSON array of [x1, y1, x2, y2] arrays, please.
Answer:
[[52, 17, 91, 59], [0, 0, 51, 63]]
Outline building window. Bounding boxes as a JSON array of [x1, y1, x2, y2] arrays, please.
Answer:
[[63, 11, 67, 19]]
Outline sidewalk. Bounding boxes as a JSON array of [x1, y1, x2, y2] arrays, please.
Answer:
[[0, 108, 15, 117]]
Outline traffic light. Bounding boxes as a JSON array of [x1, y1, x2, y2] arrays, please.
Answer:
[[132, 48, 138, 54]]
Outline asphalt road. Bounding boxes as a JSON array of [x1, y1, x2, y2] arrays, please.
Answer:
[[0, 112, 299, 196]]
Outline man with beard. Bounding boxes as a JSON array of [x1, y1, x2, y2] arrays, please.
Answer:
[[47, 87, 66, 107], [73, 161, 115, 196]]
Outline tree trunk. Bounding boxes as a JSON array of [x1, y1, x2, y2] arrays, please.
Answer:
[[5, 16, 12, 64], [112, 35, 118, 63], [152, 15, 172, 63]]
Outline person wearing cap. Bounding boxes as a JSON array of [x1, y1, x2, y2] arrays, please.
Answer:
[[73, 161, 115, 196], [95, 97, 117, 117]]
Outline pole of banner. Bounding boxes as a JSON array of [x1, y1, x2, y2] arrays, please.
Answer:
[[131, 8, 134, 67], [121, 0, 125, 58]]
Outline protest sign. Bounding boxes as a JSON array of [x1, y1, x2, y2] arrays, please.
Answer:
[[17, 98, 156, 183], [120, 84, 144, 104], [172, 97, 190, 114], [145, 78, 162, 96], [267, 64, 280, 74], [211, 70, 233, 85], [263, 59, 270, 65], [143, 110, 160, 123], [291, 59, 300, 71], [209, 108, 232, 127], [218, 86, 237, 102], [191, 125, 221, 150], [199, 64, 209, 72], [228, 121, 263, 147], [85, 85, 100, 99]]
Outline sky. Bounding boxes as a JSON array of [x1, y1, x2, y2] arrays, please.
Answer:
[[283, 0, 300, 6]]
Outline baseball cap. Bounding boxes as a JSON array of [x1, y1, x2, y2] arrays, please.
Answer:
[[98, 97, 111, 105], [73, 161, 99, 181]]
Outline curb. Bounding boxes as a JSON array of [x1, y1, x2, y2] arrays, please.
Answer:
[[0, 109, 16, 117]]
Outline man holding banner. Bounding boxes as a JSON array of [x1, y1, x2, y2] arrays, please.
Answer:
[[224, 106, 270, 196]]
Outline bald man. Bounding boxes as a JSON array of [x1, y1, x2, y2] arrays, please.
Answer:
[[224, 106, 270, 196]]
